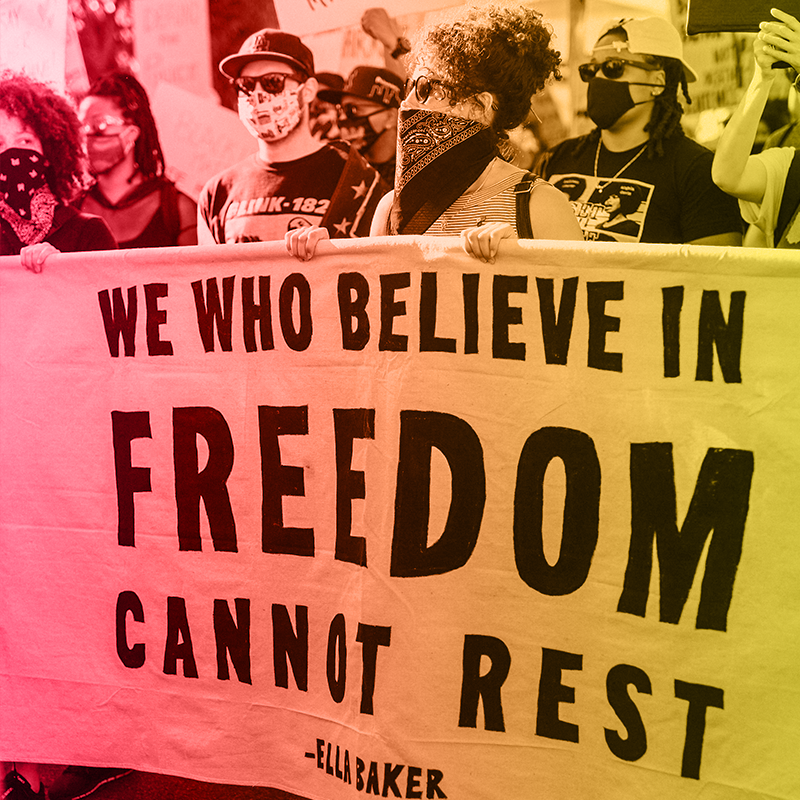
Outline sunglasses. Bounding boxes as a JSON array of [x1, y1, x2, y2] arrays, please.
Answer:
[[338, 103, 386, 121], [578, 58, 660, 82], [403, 75, 450, 104], [81, 116, 129, 136], [233, 72, 305, 96]]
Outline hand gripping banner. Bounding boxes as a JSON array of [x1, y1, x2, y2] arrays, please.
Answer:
[[1, 238, 799, 799]]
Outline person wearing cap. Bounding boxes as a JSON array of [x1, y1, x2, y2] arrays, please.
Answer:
[[712, 8, 800, 248], [198, 29, 388, 244], [318, 66, 403, 186], [310, 71, 344, 142], [539, 16, 742, 245]]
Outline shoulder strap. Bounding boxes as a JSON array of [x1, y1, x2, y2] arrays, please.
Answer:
[[160, 178, 181, 242], [513, 171, 538, 239], [775, 150, 800, 245]]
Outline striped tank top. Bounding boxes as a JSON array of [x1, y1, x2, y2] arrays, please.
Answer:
[[425, 171, 547, 237]]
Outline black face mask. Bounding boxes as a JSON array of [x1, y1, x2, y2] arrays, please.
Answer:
[[586, 78, 657, 130], [0, 148, 57, 245], [338, 108, 388, 154]]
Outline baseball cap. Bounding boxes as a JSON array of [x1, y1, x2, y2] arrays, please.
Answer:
[[317, 66, 403, 108], [219, 29, 314, 79], [595, 17, 698, 82]]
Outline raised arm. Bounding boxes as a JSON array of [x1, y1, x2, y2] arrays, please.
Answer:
[[712, 9, 800, 203]]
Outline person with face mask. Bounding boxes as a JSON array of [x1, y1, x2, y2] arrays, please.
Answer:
[[198, 29, 388, 244], [317, 66, 403, 186], [76, 72, 197, 248], [538, 16, 742, 245], [286, 4, 582, 263], [0, 71, 117, 270]]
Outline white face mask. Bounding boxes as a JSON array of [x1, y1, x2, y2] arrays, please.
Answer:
[[238, 86, 304, 142]]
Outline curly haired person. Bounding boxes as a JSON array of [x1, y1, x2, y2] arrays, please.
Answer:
[[286, 4, 582, 263], [538, 17, 743, 245], [0, 70, 116, 269]]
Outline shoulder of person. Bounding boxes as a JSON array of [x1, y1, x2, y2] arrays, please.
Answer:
[[753, 145, 796, 168], [537, 134, 592, 174], [547, 133, 592, 156], [667, 131, 715, 162], [201, 153, 261, 192], [48, 205, 118, 251]]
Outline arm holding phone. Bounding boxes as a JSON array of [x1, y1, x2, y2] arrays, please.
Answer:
[[712, 9, 800, 204]]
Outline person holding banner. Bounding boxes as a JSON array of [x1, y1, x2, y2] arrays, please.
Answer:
[[285, 4, 582, 263], [198, 29, 388, 245], [538, 17, 743, 245], [0, 71, 117, 270], [76, 73, 198, 248], [712, 9, 800, 248]]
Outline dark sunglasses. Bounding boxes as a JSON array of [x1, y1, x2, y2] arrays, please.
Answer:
[[338, 103, 384, 121], [233, 72, 305, 96], [578, 58, 660, 82], [403, 75, 450, 104]]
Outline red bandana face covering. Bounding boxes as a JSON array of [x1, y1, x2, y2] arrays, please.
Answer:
[[389, 108, 499, 235], [0, 148, 58, 245]]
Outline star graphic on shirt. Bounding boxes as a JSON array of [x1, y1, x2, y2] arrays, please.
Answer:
[[333, 218, 351, 235], [351, 180, 368, 199]]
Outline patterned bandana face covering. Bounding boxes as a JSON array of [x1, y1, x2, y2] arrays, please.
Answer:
[[0, 148, 57, 245], [238, 86, 304, 142], [390, 108, 498, 235]]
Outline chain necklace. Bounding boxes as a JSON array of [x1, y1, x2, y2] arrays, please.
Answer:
[[593, 138, 648, 189]]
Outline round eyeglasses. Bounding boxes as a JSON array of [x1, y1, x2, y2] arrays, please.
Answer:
[[578, 58, 660, 83], [81, 116, 129, 137], [403, 74, 451, 104]]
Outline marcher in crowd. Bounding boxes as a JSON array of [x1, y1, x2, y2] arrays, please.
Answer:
[[712, 8, 800, 248], [761, 67, 800, 150], [76, 72, 197, 248], [286, 4, 582, 263], [198, 28, 388, 244], [0, 70, 116, 270], [538, 16, 743, 245], [317, 65, 403, 186], [1, 72, 118, 798], [310, 71, 344, 141]]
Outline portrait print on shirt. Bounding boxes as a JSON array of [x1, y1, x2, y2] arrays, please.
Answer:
[[550, 174, 653, 243]]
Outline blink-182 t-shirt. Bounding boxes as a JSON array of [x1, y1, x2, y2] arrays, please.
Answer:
[[198, 144, 383, 244], [539, 133, 742, 244]]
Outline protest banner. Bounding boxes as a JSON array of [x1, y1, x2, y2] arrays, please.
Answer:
[[1, 238, 798, 799]]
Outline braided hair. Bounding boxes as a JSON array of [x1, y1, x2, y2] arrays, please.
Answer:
[[643, 54, 691, 157], [84, 72, 166, 179]]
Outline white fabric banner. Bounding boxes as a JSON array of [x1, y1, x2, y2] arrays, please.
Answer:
[[1, 238, 798, 800]]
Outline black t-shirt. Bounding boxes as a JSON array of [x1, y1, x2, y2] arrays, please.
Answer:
[[199, 144, 385, 244], [539, 133, 742, 244], [1, 205, 117, 256]]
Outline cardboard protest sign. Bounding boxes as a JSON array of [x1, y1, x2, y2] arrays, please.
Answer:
[[272, 0, 454, 36], [0, 0, 68, 87], [1, 238, 798, 799]]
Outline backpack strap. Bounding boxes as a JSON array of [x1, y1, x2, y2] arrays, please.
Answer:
[[775, 149, 800, 246], [160, 178, 181, 244], [513, 171, 537, 239]]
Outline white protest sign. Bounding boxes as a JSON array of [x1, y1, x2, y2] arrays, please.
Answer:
[[1, 238, 798, 799], [0, 0, 67, 87]]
